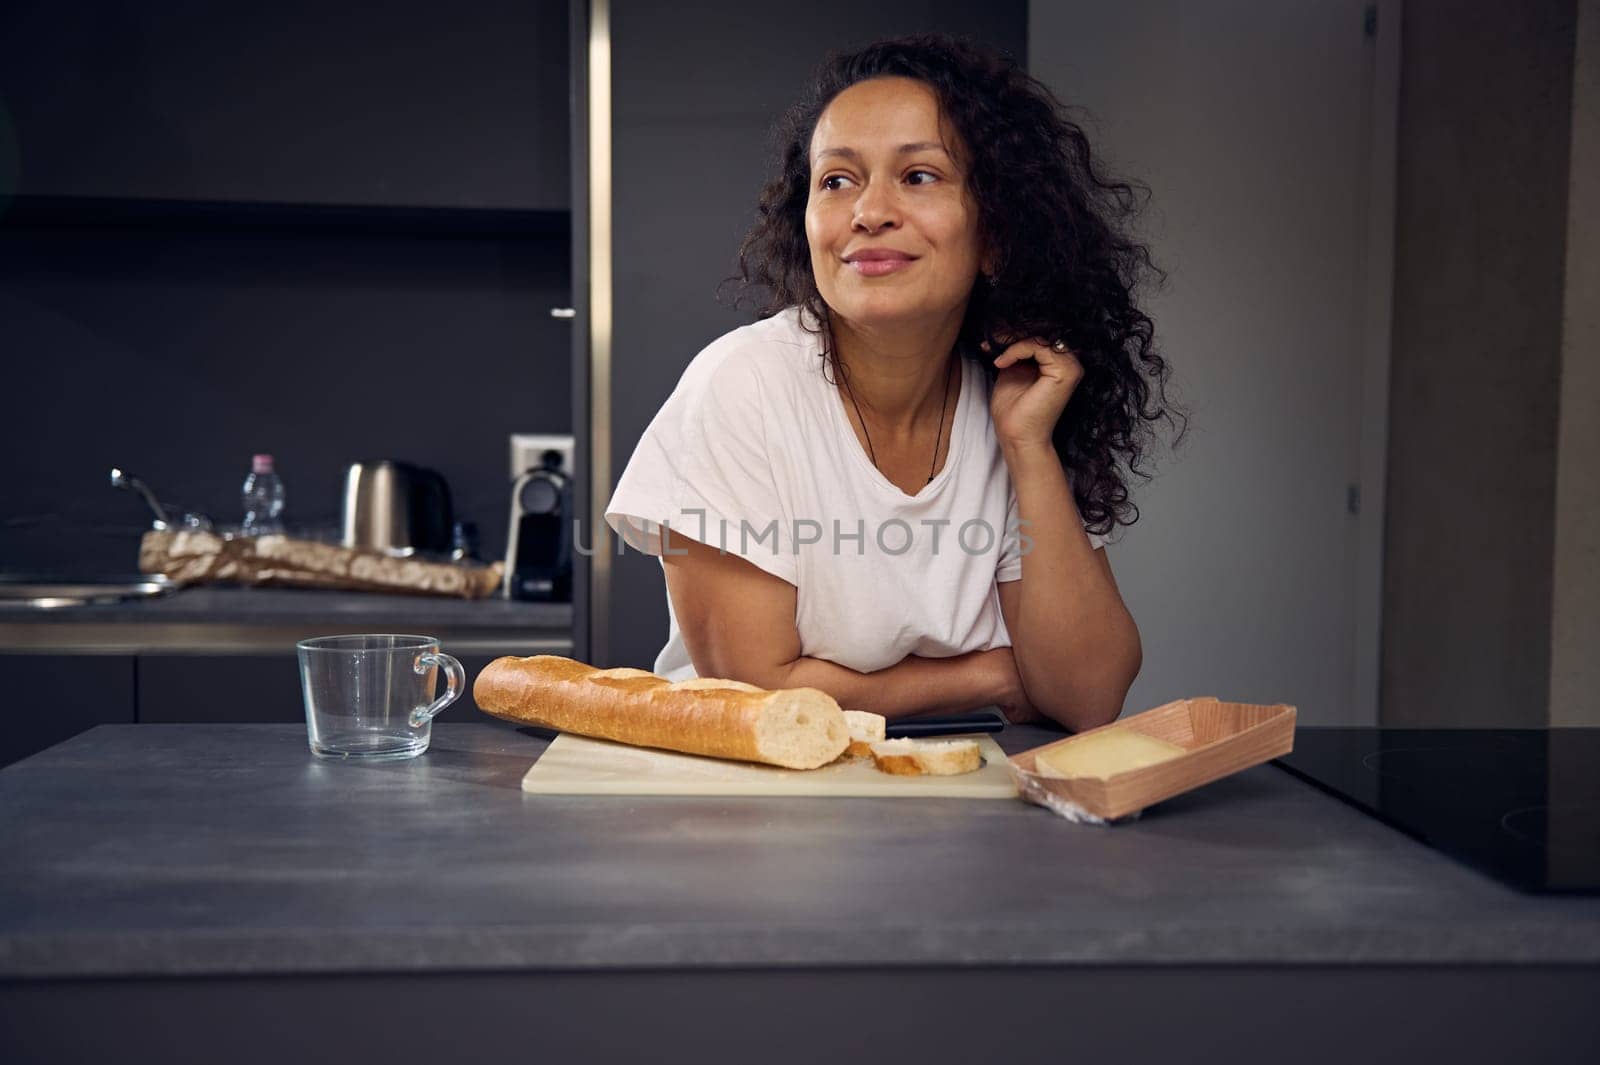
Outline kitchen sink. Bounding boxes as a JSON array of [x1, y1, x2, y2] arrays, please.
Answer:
[[0, 576, 176, 609]]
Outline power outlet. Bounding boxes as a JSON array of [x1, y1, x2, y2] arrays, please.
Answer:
[[510, 433, 575, 479]]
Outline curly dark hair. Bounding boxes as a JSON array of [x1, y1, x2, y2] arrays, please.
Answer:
[[720, 32, 1188, 539]]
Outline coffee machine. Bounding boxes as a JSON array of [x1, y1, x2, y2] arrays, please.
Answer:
[[504, 437, 573, 601]]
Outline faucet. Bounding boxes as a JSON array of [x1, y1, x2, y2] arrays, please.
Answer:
[[109, 468, 171, 531]]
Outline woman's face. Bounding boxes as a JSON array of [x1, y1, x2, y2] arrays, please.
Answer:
[[805, 76, 988, 333]]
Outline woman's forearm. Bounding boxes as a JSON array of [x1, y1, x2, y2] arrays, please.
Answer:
[[773, 651, 1000, 719], [1003, 441, 1143, 731]]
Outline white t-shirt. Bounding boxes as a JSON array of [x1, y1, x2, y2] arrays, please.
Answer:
[[603, 305, 1110, 680]]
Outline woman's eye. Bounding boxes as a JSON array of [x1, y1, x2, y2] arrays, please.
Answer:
[[820, 171, 936, 191]]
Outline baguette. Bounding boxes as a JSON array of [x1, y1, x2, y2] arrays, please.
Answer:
[[670, 677, 764, 692], [473, 655, 849, 770], [868, 738, 983, 776]]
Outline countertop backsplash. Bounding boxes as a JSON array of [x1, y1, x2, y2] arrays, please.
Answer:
[[2, 224, 572, 576]]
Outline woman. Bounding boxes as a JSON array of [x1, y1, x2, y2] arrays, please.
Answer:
[[604, 34, 1184, 731]]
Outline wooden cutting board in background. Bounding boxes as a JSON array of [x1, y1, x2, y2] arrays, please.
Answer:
[[521, 733, 1019, 798]]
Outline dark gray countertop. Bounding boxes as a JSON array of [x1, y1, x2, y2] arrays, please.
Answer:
[[3, 722, 1598, 979], [0, 587, 572, 653]]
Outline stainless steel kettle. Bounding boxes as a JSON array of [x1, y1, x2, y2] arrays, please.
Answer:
[[340, 460, 454, 557]]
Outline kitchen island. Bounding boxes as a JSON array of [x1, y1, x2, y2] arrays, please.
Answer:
[[2, 722, 1596, 1064]]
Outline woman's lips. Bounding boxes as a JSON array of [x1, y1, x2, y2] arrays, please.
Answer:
[[848, 257, 916, 277]]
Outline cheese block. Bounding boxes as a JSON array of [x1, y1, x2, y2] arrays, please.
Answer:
[[1033, 728, 1186, 780]]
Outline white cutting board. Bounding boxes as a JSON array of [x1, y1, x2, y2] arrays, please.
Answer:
[[521, 732, 1019, 798]]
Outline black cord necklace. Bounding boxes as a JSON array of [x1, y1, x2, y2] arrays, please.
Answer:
[[838, 351, 956, 486]]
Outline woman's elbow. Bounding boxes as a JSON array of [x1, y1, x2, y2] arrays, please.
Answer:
[[1047, 698, 1123, 734], [687, 644, 797, 690], [1045, 641, 1141, 732]]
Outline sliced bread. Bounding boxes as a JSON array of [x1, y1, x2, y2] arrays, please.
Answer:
[[868, 737, 983, 776], [842, 710, 888, 759]]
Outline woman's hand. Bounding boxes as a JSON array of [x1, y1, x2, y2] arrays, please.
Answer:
[[984, 334, 1084, 451], [977, 647, 1047, 725]]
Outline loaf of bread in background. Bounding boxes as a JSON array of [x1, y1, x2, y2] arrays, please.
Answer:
[[868, 738, 983, 776], [473, 655, 848, 770]]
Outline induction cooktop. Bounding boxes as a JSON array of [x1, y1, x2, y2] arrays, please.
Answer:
[[1274, 728, 1600, 894]]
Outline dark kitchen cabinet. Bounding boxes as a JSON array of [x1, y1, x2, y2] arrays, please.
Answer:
[[135, 653, 509, 724], [0, 654, 135, 767], [136, 654, 304, 724], [0, 0, 570, 211]]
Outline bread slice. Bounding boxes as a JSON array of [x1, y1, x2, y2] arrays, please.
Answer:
[[842, 710, 888, 759], [868, 737, 983, 776]]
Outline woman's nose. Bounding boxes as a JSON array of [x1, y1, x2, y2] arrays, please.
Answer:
[[851, 178, 899, 232]]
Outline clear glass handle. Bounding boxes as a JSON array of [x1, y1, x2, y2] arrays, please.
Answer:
[[409, 651, 464, 728]]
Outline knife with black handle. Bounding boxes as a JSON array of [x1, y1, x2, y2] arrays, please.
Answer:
[[884, 708, 1007, 739]]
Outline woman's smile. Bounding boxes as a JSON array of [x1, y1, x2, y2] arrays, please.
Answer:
[[849, 257, 917, 277]]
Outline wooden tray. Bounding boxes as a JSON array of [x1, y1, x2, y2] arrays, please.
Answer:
[[1007, 697, 1296, 821]]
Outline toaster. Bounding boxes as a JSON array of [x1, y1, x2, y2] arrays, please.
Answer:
[[340, 460, 455, 557]]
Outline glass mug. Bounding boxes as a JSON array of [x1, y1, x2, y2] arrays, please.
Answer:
[[296, 634, 465, 760]]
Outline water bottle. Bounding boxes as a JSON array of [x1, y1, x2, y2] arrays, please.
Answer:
[[241, 454, 286, 535]]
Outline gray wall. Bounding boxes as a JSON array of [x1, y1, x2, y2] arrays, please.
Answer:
[[1029, 1, 1384, 726], [601, 1, 1028, 669], [1029, 1, 1593, 728], [1383, 0, 1578, 727]]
